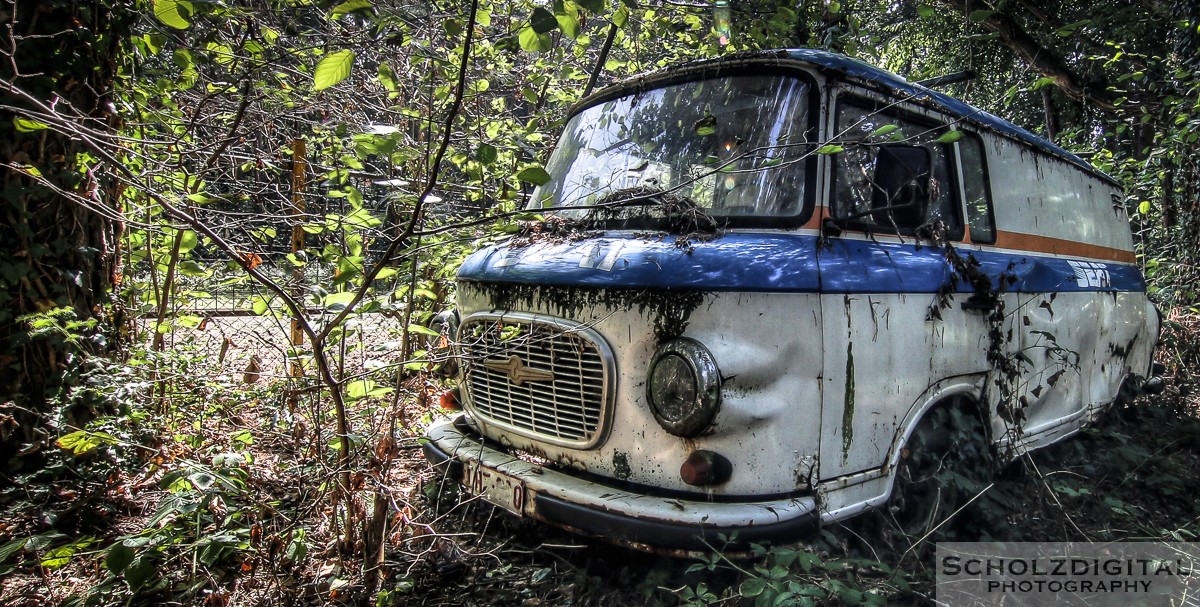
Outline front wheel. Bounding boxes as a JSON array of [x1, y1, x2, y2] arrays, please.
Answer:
[[887, 404, 992, 545]]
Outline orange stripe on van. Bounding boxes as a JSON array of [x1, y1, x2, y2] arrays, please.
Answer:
[[801, 206, 826, 230], [992, 231, 1136, 264], [804, 209, 1134, 263]]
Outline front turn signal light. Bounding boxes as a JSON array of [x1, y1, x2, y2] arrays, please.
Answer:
[[439, 388, 461, 411], [680, 450, 732, 486]]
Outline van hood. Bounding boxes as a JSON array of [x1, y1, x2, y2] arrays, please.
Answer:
[[456, 232, 821, 292]]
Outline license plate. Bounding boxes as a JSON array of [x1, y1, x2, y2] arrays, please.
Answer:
[[463, 461, 527, 516]]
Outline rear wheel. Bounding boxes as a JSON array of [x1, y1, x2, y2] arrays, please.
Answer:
[[887, 403, 992, 544]]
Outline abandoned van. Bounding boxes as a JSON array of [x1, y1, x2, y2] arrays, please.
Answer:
[[421, 49, 1159, 552]]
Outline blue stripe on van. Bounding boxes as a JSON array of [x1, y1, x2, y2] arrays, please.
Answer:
[[456, 233, 1145, 294], [458, 234, 822, 292]]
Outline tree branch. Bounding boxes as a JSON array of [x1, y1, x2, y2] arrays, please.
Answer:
[[935, 0, 1122, 112], [314, 0, 480, 343]]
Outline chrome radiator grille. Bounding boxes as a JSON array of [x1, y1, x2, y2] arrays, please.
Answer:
[[459, 315, 611, 447]]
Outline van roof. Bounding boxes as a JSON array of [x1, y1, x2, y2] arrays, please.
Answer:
[[579, 49, 1118, 187]]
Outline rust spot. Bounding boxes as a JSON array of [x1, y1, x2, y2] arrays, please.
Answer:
[[842, 341, 855, 461], [612, 450, 632, 480]]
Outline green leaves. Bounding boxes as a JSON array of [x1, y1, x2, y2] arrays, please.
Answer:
[[519, 26, 554, 52], [323, 291, 357, 311], [12, 117, 49, 132], [406, 324, 440, 337], [188, 471, 217, 491], [106, 541, 136, 574], [613, 6, 630, 27], [477, 143, 498, 165], [816, 144, 845, 155], [377, 61, 398, 95], [174, 48, 199, 89], [124, 554, 159, 590], [740, 576, 767, 597], [1030, 76, 1057, 91], [935, 130, 964, 143], [179, 230, 199, 253], [313, 50, 356, 91], [331, 0, 373, 16], [39, 537, 96, 569], [968, 9, 996, 23], [177, 261, 208, 277], [345, 379, 392, 400], [516, 166, 552, 185], [1055, 19, 1091, 37], [328, 207, 382, 230], [153, 0, 192, 30], [56, 430, 119, 455], [530, 8, 558, 34], [555, 2, 582, 39], [519, 3, 590, 50], [556, 12, 580, 38], [251, 295, 271, 316]]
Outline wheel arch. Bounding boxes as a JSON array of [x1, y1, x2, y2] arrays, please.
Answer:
[[882, 374, 993, 501]]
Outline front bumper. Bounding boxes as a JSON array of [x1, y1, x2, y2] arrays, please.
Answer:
[[422, 416, 819, 553]]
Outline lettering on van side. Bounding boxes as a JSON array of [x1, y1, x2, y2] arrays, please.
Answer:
[[1067, 260, 1111, 288], [577, 242, 624, 271], [493, 248, 522, 268]]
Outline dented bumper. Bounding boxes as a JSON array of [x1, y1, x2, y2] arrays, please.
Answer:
[[423, 416, 819, 553]]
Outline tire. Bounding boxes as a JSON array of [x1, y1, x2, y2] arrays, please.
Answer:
[[887, 403, 992, 543]]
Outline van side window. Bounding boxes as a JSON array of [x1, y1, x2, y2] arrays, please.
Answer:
[[957, 132, 996, 244], [833, 100, 963, 239]]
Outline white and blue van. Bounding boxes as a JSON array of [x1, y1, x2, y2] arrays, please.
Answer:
[[422, 49, 1159, 553]]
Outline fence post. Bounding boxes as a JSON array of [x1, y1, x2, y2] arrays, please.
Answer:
[[290, 138, 307, 384]]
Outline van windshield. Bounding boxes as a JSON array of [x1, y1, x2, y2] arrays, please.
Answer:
[[530, 75, 813, 223]]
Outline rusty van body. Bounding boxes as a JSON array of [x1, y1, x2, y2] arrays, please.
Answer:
[[421, 50, 1159, 553]]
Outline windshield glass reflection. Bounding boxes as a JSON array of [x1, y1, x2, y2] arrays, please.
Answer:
[[531, 75, 813, 222]]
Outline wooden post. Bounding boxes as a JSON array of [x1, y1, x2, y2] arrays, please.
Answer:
[[290, 139, 307, 381]]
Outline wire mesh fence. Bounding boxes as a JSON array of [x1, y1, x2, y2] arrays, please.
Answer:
[[135, 278, 414, 384]]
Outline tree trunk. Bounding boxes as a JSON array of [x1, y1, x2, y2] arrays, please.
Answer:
[[0, 0, 131, 470], [1041, 88, 1058, 143]]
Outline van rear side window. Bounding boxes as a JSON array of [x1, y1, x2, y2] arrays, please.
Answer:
[[833, 99, 963, 239], [958, 132, 996, 244]]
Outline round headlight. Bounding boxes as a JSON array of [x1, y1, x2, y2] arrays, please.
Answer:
[[646, 338, 721, 437]]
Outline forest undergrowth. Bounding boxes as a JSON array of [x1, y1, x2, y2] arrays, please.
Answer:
[[1, 311, 1198, 607]]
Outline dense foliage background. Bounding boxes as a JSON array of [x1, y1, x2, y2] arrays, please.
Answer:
[[1, 0, 1198, 605]]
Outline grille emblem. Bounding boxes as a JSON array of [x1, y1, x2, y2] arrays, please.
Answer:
[[482, 355, 555, 386]]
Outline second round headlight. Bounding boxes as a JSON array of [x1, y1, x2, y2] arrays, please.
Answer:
[[646, 338, 721, 437]]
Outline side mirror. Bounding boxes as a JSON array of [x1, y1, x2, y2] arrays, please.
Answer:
[[869, 144, 931, 226]]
